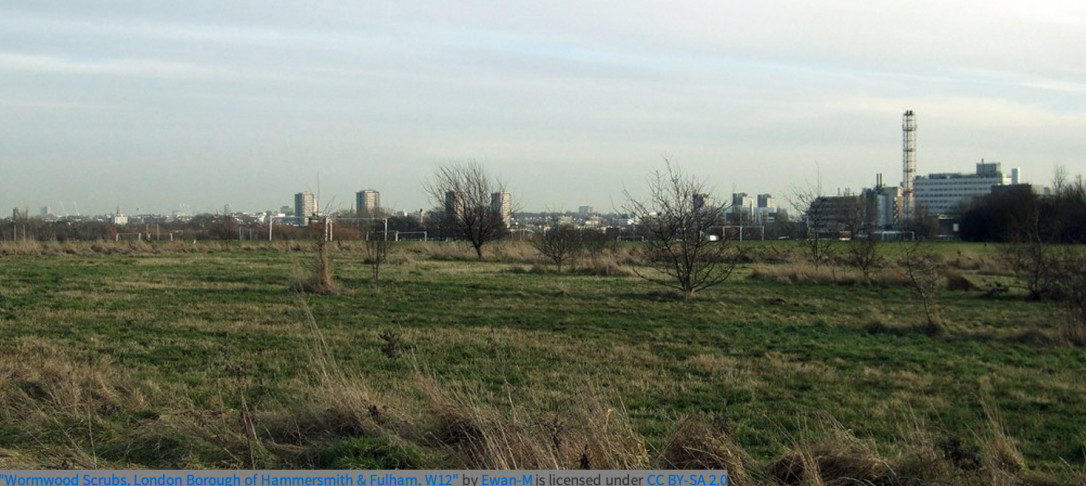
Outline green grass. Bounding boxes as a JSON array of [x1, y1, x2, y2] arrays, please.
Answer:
[[0, 241, 1082, 479]]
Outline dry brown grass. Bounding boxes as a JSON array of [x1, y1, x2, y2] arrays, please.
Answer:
[[768, 418, 893, 486], [400, 241, 480, 261], [1059, 323, 1086, 347], [1, 265, 1076, 478], [883, 406, 1051, 486], [1, 336, 1070, 480], [0, 239, 334, 257], [573, 261, 633, 277], [981, 404, 1027, 479], [287, 240, 337, 294], [0, 240, 44, 256], [0, 447, 37, 469], [489, 241, 539, 263], [0, 342, 287, 467], [946, 271, 980, 291], [661, 416, 758, 485], [0, 239, 636, 265], [0, 341, 151, 468], [749, 263, 912, 287], [422, 377, 648, 469]]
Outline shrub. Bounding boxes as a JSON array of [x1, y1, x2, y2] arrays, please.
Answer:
[[530, 225, 583, 272], [291, 238, 336, 294]]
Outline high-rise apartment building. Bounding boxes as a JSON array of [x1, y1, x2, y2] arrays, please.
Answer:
[[294, 191, 317, 223], [445, 191, 465, 221], [356, 190, 380, 215], [692, 193, 715, 212], [491, 191, 512, 227], [729, 193, 755, 223], [755, 194, 778, 223]]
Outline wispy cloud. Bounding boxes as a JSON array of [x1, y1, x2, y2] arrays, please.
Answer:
[[0, 96, 117, 110], [1019, 79, 1086, 94], [1, 0, 1085, 213], [0, 52, 216, 78]]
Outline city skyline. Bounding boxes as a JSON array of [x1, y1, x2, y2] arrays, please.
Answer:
[[0, 143, 1056, 219], [3, 1, 1085, 215]]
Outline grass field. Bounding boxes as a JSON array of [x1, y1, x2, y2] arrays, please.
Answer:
[[0, 240, 1083, 483]]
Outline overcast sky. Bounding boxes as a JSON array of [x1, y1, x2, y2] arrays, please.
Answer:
[[2, 1, 1085, 215]]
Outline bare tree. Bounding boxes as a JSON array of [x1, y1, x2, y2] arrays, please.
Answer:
[[999, 170, 1071, 300], [582, 228, 618, 268], [1051, 247, 1086, 346], [1003, 232, 1058, 301], [788, 179, 838, 271], [363, 223, 393, 282], [426, 161, 510, 259], [625, 159, 738, 298], [530, 225, 582, 272], [901, 242, 943, 335], [846, 235, 883, 284], [297, 223, 336, 294], [840, 195, 873, 238]]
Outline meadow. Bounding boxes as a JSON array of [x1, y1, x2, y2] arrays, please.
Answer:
[[0, 239, 1082, 485]]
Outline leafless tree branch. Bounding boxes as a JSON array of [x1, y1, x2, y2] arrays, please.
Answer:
[[624, 158, 738, 298]]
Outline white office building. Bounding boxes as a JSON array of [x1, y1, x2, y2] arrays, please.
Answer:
[[914, 161, 1014, 216], [727, 193, 777, 223]]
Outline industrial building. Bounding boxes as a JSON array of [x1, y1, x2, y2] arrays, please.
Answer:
[[894, 110, 1019, 220], [807, 193, 864, 236], [806, 176, 903, 237], [865, 181, 903, 230]]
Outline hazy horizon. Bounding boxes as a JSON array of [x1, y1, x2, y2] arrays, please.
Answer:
[[3, 1, 1085, 215]]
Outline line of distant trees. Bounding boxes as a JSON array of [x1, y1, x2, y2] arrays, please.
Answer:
[[0, 214, 436, 242], [0, 208, 807, 244], [958, 169, 1086, 243], [0, 219, 117, 242]]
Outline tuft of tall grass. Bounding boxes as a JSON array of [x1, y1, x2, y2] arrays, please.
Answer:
[[421, 378, 648, 469], [0, 240, 44, 256], [289, 240, 337, 294], [661, 416, 757, 485], [0, 342, 150, 468], [980, 404, 1026, 479], [768, 418, 892, 486]]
